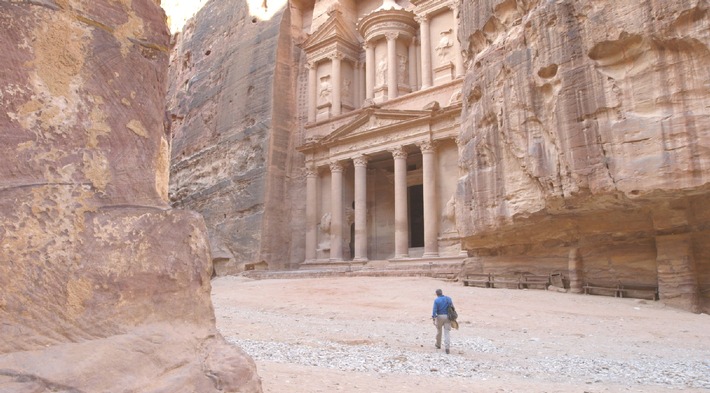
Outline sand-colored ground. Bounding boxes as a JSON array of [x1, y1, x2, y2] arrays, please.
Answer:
[[212, 276, 710, 393]]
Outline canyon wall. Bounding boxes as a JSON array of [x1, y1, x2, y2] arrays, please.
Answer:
[[0, 1, 261, 391], [167, 0, 304, 274], [457, 0, 710, 312], [166, 0, 708, 313]]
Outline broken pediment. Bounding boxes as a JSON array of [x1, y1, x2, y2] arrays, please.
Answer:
[[303, 9, 361, 61]]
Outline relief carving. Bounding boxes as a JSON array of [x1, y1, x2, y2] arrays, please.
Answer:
[[398, 55, 408, 85], [436, 29, 453, 60], [319, 76, 332, 104], [377, 57, 387, 86]]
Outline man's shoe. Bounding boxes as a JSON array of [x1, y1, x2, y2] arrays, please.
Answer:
[[445, 349, 450, 354], [435, 345, 440, 349]]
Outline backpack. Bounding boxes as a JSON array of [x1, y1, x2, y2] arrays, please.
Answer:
[[447, 301, 458, 321]]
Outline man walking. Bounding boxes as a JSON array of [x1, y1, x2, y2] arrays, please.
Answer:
[[432, 288, 454, 354]]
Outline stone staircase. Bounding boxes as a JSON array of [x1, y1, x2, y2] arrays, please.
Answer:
[[241, 257, 465, 281]]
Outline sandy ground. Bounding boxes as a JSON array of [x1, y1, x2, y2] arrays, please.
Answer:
[[211, 276, 710, 393]]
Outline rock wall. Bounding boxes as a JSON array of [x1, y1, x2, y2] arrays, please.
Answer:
[[0, 1, 261, 391], [457, 0, 710, 312], [167, 0, 303, 274]]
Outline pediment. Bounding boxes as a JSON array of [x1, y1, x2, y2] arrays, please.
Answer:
[[303, 10, 361, 54], [318, 108, 432, 146]]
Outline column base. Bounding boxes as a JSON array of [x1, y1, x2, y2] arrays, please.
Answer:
[[422, 252, 440, 258], [353, 257, 369, 262]]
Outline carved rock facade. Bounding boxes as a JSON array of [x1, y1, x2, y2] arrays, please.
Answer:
[[0, 1, 261, 391], [457, 0, 710, 313], [168, 0, 709, 313]]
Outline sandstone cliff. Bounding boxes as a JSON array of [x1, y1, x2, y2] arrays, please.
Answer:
[[167, 0, 303, 274], [457, 0, 710, 312], [0, 1, 261, 391]]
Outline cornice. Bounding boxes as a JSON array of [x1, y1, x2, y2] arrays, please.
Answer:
[[413, 0, 456, 18]]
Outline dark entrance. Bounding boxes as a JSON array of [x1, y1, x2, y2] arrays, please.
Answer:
[[408, 184, 424, 248]]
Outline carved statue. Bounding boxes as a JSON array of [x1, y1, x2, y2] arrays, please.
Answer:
[[342, 78, 351, 100], [436, 29, 453, 60], [319, 76, 331, 104], [377, 57, 387, 86], [319, 212, 331, 233], [397, 55, 408, 85]]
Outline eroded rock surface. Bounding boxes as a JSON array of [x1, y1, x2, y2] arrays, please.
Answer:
[[167, 0, 301, 274], [0, 1, 261, 391], [457, 0, 710, 312]]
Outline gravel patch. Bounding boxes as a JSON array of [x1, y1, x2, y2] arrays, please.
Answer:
[[226, 336, 710, 389]]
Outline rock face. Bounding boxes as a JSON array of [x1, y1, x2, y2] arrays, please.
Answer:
[[457, 0, 710, 312], [167, 0, 302, 274], [0, 1, 261, 391]]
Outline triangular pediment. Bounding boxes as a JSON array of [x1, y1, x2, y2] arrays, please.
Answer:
[[303, 10, 361, 53], [319, 108, 432, 146]]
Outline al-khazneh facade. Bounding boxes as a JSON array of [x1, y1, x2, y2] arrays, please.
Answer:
[[297, 0, 466, 267]]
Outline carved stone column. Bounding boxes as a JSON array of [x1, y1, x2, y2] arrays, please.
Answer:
[[656, 234, 699, 312], [365, 41, 375, 100], [568, 247, 583, 293], [307, 62, 317, 123], [653, 204, 699, 312], [450, 4, 464, 78], [419, 141, 438, 257], [329, 161, 344, 261], [385, 33, 399, 100], [386, 32, 399, 100], [305, 165, 318, 261], [353, 155, 368, 261], [391, 146, 409, 258], [353, 61, 361, 108], [330, 53, 343, 116], [408, 37, 418, 92], [416, 15, 432, 88]]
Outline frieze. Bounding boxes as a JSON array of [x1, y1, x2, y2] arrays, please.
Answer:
[[358, 8, 418, 43], [307, 43, 359, 65], [413, 0, 456, 18]]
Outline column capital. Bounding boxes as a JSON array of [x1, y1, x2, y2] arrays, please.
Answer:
[[329, 52, 344, 61], [418, 140, 438, 153], [448, 2, 460, 14], [306, 61, 316, 70], [415, 14, 429, 24], [352, 154, 369, 167], [385, 32, 399, 41], [363, 40, 373, 50], [389, 146, 408, 159], [329, 160, 344, 173], [305, 165, 318, 178]]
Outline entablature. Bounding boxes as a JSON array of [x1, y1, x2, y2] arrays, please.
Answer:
[[412, 0, 457, 17], [358, 8, 418, 43]]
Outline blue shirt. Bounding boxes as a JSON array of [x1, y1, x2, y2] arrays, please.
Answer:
[[432, 295, 453, 318]]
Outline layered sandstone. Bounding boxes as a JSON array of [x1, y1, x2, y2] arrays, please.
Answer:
[[456, 0, 710, 312], [167, 0, 302, 274], [0, 1, 261, 391]]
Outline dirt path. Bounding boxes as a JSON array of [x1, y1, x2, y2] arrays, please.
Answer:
[[212, 276, 710, 393]]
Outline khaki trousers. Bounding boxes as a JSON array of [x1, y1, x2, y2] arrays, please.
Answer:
[[435, 314, 451, 350]]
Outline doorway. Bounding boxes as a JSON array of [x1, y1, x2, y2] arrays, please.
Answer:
[[408, 184, 424, 248]]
